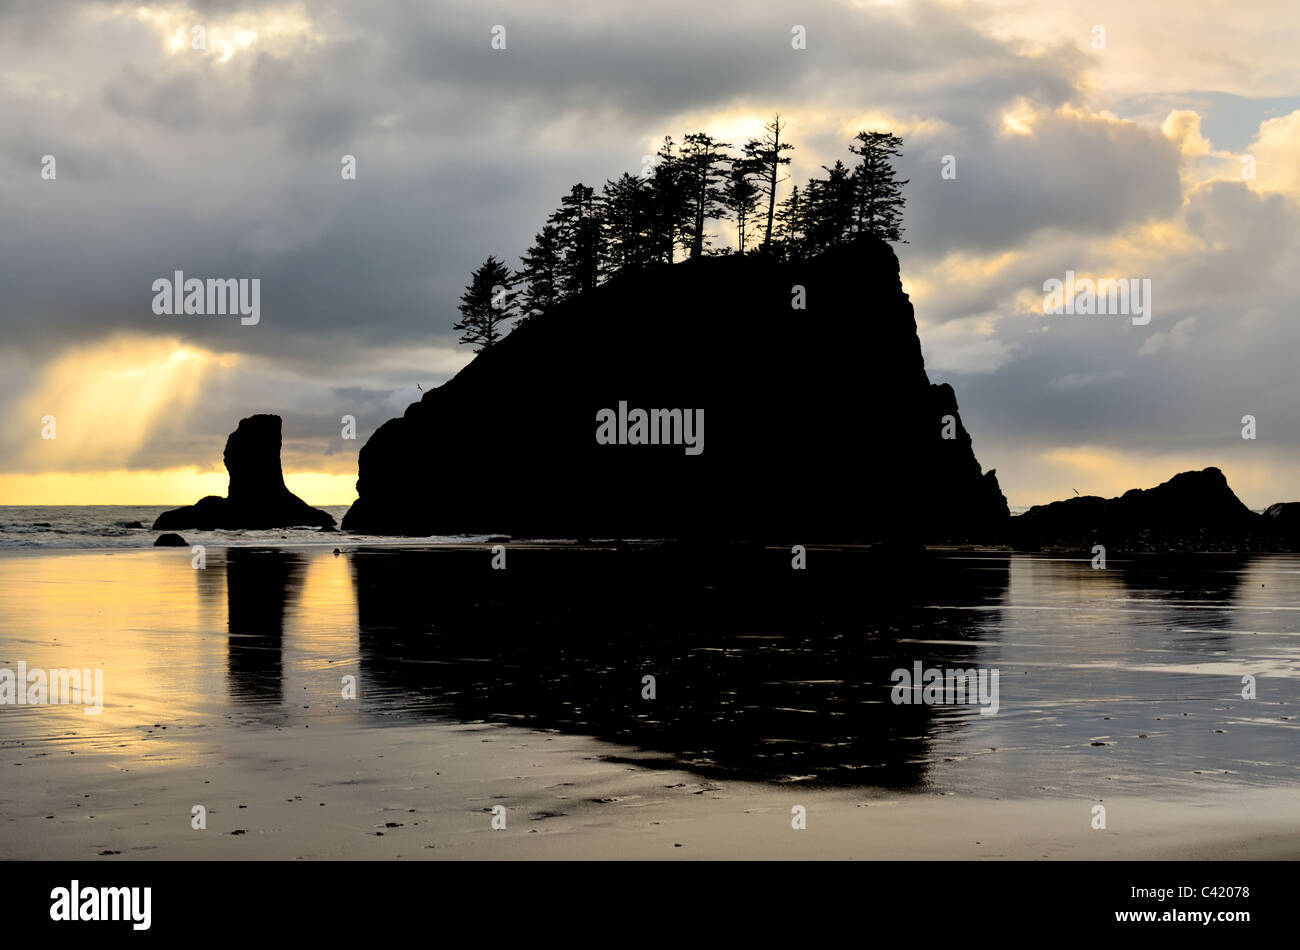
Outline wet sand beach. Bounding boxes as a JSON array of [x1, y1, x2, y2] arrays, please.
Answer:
[[2, 545, 1298, 859], [6, 714, 1300, 860]]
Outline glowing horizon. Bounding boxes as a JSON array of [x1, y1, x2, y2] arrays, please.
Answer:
[[0, 469, 358, 508]]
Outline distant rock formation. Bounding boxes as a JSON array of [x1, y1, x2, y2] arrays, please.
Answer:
[[1013, 467, 1270, 552], [153, 532, 188, 547], [1263, 502, 1300, 546], [343, 236, 1007, 542], [152, 415, 335, 531]]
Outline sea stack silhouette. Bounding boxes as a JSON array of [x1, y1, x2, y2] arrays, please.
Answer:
[[343, 236, 1008, 542], [1013, 467, 1271, 552], [153, 414, 336, 531]]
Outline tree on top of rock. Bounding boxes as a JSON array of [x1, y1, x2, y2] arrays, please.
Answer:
[[548, 184, 604, 297], [518, 225, 563, 319], [678, 132, 733, 260], [723, 160, 762, 255], [774, 128, 908, 258], [848, 130, 908, 243], [775, 183, 805, 251], [453, 255, 518, 352], [602, 172, 655, 275], [494, 117, 909, 315], [742, 113, 795, 253], [647, 136, 692, 265], [802, 159, 857, 254]]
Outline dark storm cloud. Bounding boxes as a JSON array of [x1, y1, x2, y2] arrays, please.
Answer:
[[0, 0, 1102, 364], [897, 109, 1184, 265]]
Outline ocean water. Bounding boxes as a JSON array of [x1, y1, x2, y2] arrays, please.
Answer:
[[0, 505, 489, 550], [2, 506, 1069, 550]]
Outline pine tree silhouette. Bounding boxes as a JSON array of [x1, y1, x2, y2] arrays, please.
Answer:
[[453, 255, 518, 352], [849, 131, 909, 243]]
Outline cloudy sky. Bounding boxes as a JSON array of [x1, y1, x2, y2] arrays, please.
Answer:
[[2, 0, 1298, 507]]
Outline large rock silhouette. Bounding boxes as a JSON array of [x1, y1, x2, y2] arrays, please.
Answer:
[[1012, 467, 1265, 551], [153, 415, 335, 531], [342, 236, 1008, 542]]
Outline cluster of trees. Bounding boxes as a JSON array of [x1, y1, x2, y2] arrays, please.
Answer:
[[453, 115, 908, 351]]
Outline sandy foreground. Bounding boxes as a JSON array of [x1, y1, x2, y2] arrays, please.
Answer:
[[3, 545, 1298, 861], [4, 716, 1297, 861]]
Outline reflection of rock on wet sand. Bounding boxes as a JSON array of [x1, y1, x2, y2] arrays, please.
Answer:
[[1059, 552, 1273, 640], [349, 545, 1010, 787], [225, 548, 306, 705]]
